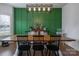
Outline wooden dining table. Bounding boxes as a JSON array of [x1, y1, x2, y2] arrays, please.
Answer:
[[16, 35, 75, 42], [0, 35, 75, 42]]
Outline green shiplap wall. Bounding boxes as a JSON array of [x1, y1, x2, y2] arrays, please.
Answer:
[[14, 8, 62, 35]]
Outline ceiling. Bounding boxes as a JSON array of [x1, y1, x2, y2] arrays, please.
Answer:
[[7, 3, 66, 8]]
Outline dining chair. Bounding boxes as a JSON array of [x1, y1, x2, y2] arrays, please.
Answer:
[[46, 36, 60, 56], [17, 36, 31, 56], [32, 35, 44, 56]]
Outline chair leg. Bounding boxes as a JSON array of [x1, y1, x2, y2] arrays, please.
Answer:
[[18, 50, 23, 56], [56, 51, 59, 56], [27, 51, 29, 56], [46, 49, 48, 56], [41, 50, 43, 56], [53, 51, 57, 56], [33, 50, 35, 56], [49, 51, 51, 56], [53, 51, 59, 56], [28, 50, 31, 56], [47, 50, 50, 56], [26, 50, 31, 56]]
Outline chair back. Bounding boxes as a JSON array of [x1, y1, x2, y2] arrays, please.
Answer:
[[17, 35, 31, 50], [32, 35, 44, 51], [47, 36, 61, 50]]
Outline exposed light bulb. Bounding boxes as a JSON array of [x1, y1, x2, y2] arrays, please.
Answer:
[[28, 7, 31, 11], [43, 7, 45, 11], [33, 7, 36, 11], [47, 7, 50, 11], [38, 7, 41, 11]]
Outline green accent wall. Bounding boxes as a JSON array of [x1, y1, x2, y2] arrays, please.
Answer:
[[14, 8, 62, 35]]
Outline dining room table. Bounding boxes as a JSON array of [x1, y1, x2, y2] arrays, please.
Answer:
[[0, 35, 76, 43]]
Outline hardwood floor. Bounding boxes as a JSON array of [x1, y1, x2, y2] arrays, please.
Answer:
[[21, 50, 55, 56], [60, 43, 79, 56], [0, 42, 16, 56]]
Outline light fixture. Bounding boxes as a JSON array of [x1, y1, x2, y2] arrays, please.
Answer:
[[28, 7, 31, 11], [27, 4, 53, 12], [43, 7, 45, 11], [33, 7, 36, 11], [38, 7, 41, 11]]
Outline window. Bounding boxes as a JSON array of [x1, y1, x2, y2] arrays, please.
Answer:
[[0, 15, 10, 35]]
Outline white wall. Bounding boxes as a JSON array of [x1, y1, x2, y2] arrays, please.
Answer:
[[0, 3, 14, 35], [62, 3, 79, 51]]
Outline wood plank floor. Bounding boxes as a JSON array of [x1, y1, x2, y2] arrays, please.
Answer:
[[20, 49, 55, 56], [0, 42, 16, 56], [60, 43, 79, 56]]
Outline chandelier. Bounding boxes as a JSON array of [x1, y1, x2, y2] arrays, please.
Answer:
[[26, 4, 53, 12]]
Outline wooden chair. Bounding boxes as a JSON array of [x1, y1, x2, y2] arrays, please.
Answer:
[[32, 35, 44, 56], [46, 36, 61, 56], [17, 36, 31, 56]]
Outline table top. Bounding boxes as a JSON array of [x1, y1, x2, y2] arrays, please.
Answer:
[[0, 35, 76, 42]]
